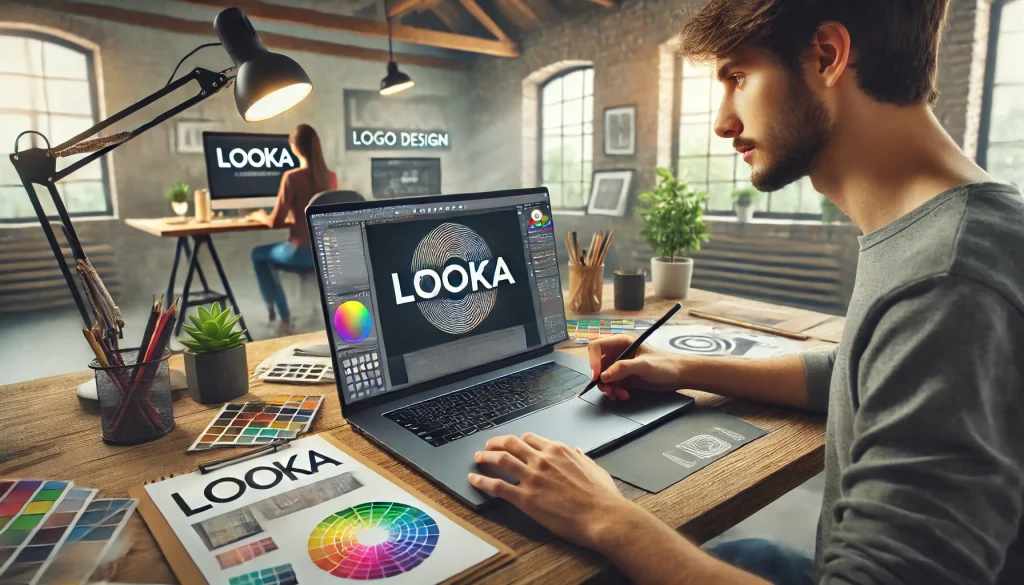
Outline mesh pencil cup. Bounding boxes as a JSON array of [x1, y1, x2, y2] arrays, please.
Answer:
[[89, 348, 175, 445]]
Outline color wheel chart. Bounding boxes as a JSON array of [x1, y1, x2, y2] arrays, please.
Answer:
[[308, 502, 439, 580], [334, 300, 372, 343]]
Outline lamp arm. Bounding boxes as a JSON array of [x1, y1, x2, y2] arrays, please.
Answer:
[[9, 67, 228, 331]]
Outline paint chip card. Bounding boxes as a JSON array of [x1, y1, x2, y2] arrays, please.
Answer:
[[188, 395, 325, 452], [35, 498, 138, 585], [0, 480, 73, 577]]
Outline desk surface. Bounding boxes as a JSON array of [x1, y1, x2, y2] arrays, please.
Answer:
[[0, 286, 841, 584], [124, 216, 276, 237]]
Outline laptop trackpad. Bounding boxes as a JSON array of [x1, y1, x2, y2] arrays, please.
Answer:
[[580, 389, 694, 425]]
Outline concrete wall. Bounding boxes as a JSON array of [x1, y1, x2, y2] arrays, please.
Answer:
[[0, 0, 474, 307], [463, 0, 987, 312]]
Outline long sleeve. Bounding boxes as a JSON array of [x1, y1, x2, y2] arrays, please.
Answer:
[[266, 171, 294, 229], [801, 347, 837, 414], [820, 278, 1024, 584]]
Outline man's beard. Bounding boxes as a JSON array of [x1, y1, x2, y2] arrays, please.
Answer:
[[742, 73, 832, 192]]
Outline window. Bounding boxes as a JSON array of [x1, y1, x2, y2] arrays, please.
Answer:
[[676, 59, 823, 219], [539, 67, 594, 210], [0, 29, 113, 224], [979, 0, 1024, 188]]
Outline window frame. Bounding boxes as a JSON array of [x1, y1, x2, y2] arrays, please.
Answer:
[[537, 65, 594, 212], [1, 26, 116, 226], [673, 54, 824, 221], [977, 0, 1022, 178]]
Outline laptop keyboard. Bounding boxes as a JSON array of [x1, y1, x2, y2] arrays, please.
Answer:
[[383, 362, 589, 447]]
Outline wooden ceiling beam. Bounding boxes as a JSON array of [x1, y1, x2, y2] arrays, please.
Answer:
[[184, 0, 519, 57], [388, 0, 427, 18], [428, 0, 464, 32], [498, 0, 542, 28], [36, 0, 468, 69], [458, 0, 510, 41], [585, 0, 618, 9]]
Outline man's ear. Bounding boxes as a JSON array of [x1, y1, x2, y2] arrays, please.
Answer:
[[807, 22, 853, 89]]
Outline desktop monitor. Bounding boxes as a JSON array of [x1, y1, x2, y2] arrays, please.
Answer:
[[202, 131, 298, 209]]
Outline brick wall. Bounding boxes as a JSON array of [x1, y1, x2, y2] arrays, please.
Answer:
[[465, 0, 989, 313], [1, 1, 475, 308]]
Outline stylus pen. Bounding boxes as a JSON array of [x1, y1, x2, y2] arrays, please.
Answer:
[[578, 302, 682, 398]]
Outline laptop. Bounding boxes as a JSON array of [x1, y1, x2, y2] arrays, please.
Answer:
[[306, 187, 694, 508]]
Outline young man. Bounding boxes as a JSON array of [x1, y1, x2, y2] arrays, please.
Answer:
[[467, 1, 1024, 583]]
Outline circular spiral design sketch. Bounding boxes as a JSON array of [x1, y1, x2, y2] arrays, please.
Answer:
[[668, 335, 736, 355], [410, 223, 497, 335]]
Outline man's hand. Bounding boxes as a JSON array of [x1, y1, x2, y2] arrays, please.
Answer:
[[589, 335, 685, 401], [467, 432, 634, 550]]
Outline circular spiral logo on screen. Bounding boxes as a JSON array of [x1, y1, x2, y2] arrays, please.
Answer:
[[308, 502, 439, 580], [410, 223, 497, 335], [669, 335, 735, 355]]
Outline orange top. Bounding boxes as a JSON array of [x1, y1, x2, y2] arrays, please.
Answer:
[[267, 167, 338, 246]]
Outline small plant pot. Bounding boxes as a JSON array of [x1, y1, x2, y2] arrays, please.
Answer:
[[734, 204, 755, 224], [184, 345, 249, 405], [651, 257, 693, 299], [171, 200, 189, 217]]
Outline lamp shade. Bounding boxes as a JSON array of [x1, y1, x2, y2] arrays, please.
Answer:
[[215, 8, 312, 121], [380, 61, 414, 96]]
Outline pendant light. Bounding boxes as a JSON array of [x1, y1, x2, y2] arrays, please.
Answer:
[[380, 0, 415, 96]]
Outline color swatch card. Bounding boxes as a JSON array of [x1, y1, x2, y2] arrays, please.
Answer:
[[36, 498, 137, 585], [566, 319, 652, 344], [0, 487, 95, 585], [188, 395, 325, 452], [143, 434, 504, 584], [0, 480, 72, 575]]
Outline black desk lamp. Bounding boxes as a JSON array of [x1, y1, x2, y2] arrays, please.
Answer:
[[8, 7, 312, 345]]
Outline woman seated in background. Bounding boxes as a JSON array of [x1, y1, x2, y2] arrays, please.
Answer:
[[248, 123, 337, 335]]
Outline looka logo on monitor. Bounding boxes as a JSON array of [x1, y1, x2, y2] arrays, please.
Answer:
[[390, 223, 514, 335], [216, 147, 296, 169]]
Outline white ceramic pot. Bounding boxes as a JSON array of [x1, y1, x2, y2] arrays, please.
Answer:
[[171, 200, 189, 217], [734, 204, 755, 223], [651, 256, 693, 299]]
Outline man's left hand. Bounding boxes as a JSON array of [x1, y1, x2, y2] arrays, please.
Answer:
[[468, 432, 632, 551]]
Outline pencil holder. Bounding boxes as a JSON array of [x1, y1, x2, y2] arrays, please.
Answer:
[[90, 348, 175, 445], [568, 264, 604, 314]]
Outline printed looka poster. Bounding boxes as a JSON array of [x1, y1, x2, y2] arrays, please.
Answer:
[[144, 435, 499, 584]]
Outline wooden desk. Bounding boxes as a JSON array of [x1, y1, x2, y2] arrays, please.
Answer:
[[124, 217, 281, 341], [0, 286, 839, 584]]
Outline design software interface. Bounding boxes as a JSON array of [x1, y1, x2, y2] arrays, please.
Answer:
[[310, 191, 567, 405]]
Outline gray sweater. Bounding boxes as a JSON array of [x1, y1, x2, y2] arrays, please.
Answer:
[[801, 182, 1024, 585]]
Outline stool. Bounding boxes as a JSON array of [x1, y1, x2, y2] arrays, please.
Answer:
[[272, 264, 319, 322]]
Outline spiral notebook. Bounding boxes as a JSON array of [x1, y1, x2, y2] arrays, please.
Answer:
[[129, 433, 514, 585]]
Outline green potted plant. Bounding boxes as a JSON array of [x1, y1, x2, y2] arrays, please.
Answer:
[[731, 187, 760, 224], [165, 181, 191, 220], [181, 303, 249, 404], [639, 168, 711, 299]]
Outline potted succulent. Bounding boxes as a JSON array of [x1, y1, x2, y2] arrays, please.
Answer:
[[181, 303, 249, 405], [731, 187, 760, 224], [639, 168, 710, 299], [165, 181, 191, 220]]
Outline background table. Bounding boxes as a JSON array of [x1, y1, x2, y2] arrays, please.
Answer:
[[124, 217, 280, 341], [0, 286, 840, 584]]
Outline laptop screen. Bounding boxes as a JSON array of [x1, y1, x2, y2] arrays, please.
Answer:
[[308, 189, 567, 405]]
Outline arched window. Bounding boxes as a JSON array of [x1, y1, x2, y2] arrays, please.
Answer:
[[979, 0, 1023, 188], [539, 67, 594, 210], [676, 59, 823, 219], [0, 28, 113, 223]]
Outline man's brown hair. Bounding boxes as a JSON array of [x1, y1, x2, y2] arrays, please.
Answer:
[[680, 0, 949, 106]]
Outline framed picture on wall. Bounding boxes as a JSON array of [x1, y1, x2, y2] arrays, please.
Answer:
[[587, 170, 634, 217], [175, 120, 221, 153], [604, 106, 635, 156]]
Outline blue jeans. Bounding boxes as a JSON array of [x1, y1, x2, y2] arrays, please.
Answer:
[[251, 242, 313, 322], [707, 539, 814, 585]]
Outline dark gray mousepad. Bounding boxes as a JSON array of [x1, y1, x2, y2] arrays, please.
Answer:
[[595, 407, 767, 493]]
